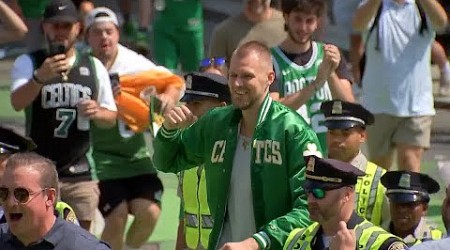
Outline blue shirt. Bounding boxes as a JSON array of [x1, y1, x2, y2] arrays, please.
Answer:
[[410, 237, 450, 250], [360, 0, 435, 116], [0, 217, 110, 249]]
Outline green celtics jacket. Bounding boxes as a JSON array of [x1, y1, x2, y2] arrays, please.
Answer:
[[153, 95, 323, 250]]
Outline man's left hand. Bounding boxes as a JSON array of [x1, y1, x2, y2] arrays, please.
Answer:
[[219, 237, 259, 250], [323, 44, 341, 73]]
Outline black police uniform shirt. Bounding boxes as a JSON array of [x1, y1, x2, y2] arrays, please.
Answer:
[[0, 217, 110, 249]]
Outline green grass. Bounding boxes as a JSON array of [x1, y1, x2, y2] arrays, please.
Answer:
[[419, 161, 446, 232], [0, 89, 23, 119]]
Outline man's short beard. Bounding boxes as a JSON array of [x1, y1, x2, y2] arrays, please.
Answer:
[[287, 27, 312, 46]]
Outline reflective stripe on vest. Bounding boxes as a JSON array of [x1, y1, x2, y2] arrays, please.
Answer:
[[355, 162, 386, 225], [410, 228, 444, 246], [182, 167, 213, 249], [284, 220, 400, 250], [284, 223, 319, 250]]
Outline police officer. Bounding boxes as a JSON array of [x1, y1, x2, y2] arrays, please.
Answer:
[[382, 171, 443, 246], [0, 126, 36, 169], [321, 100, 389, 227], [0, 126, 78, 225], [177, 72, 231, 250], [284, 155, 408, 250]]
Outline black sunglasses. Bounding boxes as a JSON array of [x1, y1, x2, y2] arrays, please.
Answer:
[[305, 187, 328, 199], [0, 187, 49, 204], [199, 57, 226, 68], [304, 184, 352, 199]]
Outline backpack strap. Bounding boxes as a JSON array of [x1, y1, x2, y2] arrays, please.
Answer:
[[365, 3, 383, 51], [416, 3, 429, 35], [369, 1, 428, 51]]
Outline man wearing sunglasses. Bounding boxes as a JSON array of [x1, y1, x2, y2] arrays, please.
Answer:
[[381, 171, 443, 247], [284, 155, 408, 250], [320, 100, 389, 227], [0, 152, 110, 249], [0, 126, 78, 225]]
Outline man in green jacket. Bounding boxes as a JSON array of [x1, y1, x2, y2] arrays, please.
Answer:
[[153, 41, 323, 250]]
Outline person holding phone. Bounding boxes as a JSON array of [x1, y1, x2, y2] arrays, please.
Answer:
[[9, 0, 117, 232]]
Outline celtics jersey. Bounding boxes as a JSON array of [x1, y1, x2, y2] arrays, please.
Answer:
[[271, 42, 332, 154], [153, 0, 203, 31], [91, 120, 156, 181], [27, 50, 97, 178]]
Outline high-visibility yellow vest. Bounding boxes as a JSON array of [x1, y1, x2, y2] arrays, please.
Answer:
[[283, 220, 401, 250], [182, 167, 213, 250], [404, 227, 443, 247], [55, 201, 78, 224], [355, 161, 386, 226]]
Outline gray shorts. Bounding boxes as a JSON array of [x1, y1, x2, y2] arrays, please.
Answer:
[[59, 180, 100, 221], [366, 114, 432, 158]]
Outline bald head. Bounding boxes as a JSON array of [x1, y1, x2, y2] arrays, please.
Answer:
[[232, 41, 274, 72]]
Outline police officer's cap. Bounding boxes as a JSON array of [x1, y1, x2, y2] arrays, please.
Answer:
[[303, 155, 366, 189], [0, 126, 36, 154], [381, 171, 440, 203], [320, 100, 374, 129], [181, 72, 230, 103]]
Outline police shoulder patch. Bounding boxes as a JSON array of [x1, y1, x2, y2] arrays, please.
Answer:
[[64, 209, 77, 224], [387, 241, 408, 250]]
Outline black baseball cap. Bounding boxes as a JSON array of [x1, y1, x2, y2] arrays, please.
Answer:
[[43, 0, 79, 23]]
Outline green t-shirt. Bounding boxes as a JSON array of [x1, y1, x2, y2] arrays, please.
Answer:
[[271, 42, 332, 155], [153, 0, 203, 31], [18, 0, 50, 18], [91, 120, 156, 181]]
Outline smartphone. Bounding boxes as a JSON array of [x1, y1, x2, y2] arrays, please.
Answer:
[[48, 42, 66, 57]]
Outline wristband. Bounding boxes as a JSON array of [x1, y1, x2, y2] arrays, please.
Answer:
[[32, 70, 44, 85]]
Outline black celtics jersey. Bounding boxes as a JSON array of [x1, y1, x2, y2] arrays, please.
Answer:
[[26, 50, 98, 178]]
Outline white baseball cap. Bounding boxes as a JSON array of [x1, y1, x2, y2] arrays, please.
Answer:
[[84, 7, 119, 30]]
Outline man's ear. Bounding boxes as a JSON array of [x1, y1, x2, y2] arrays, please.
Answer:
[[74, 22, 81, 37], [421, 202, 429, 216], [46, 188, 57, 208], [359, 128, 367, 144]]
